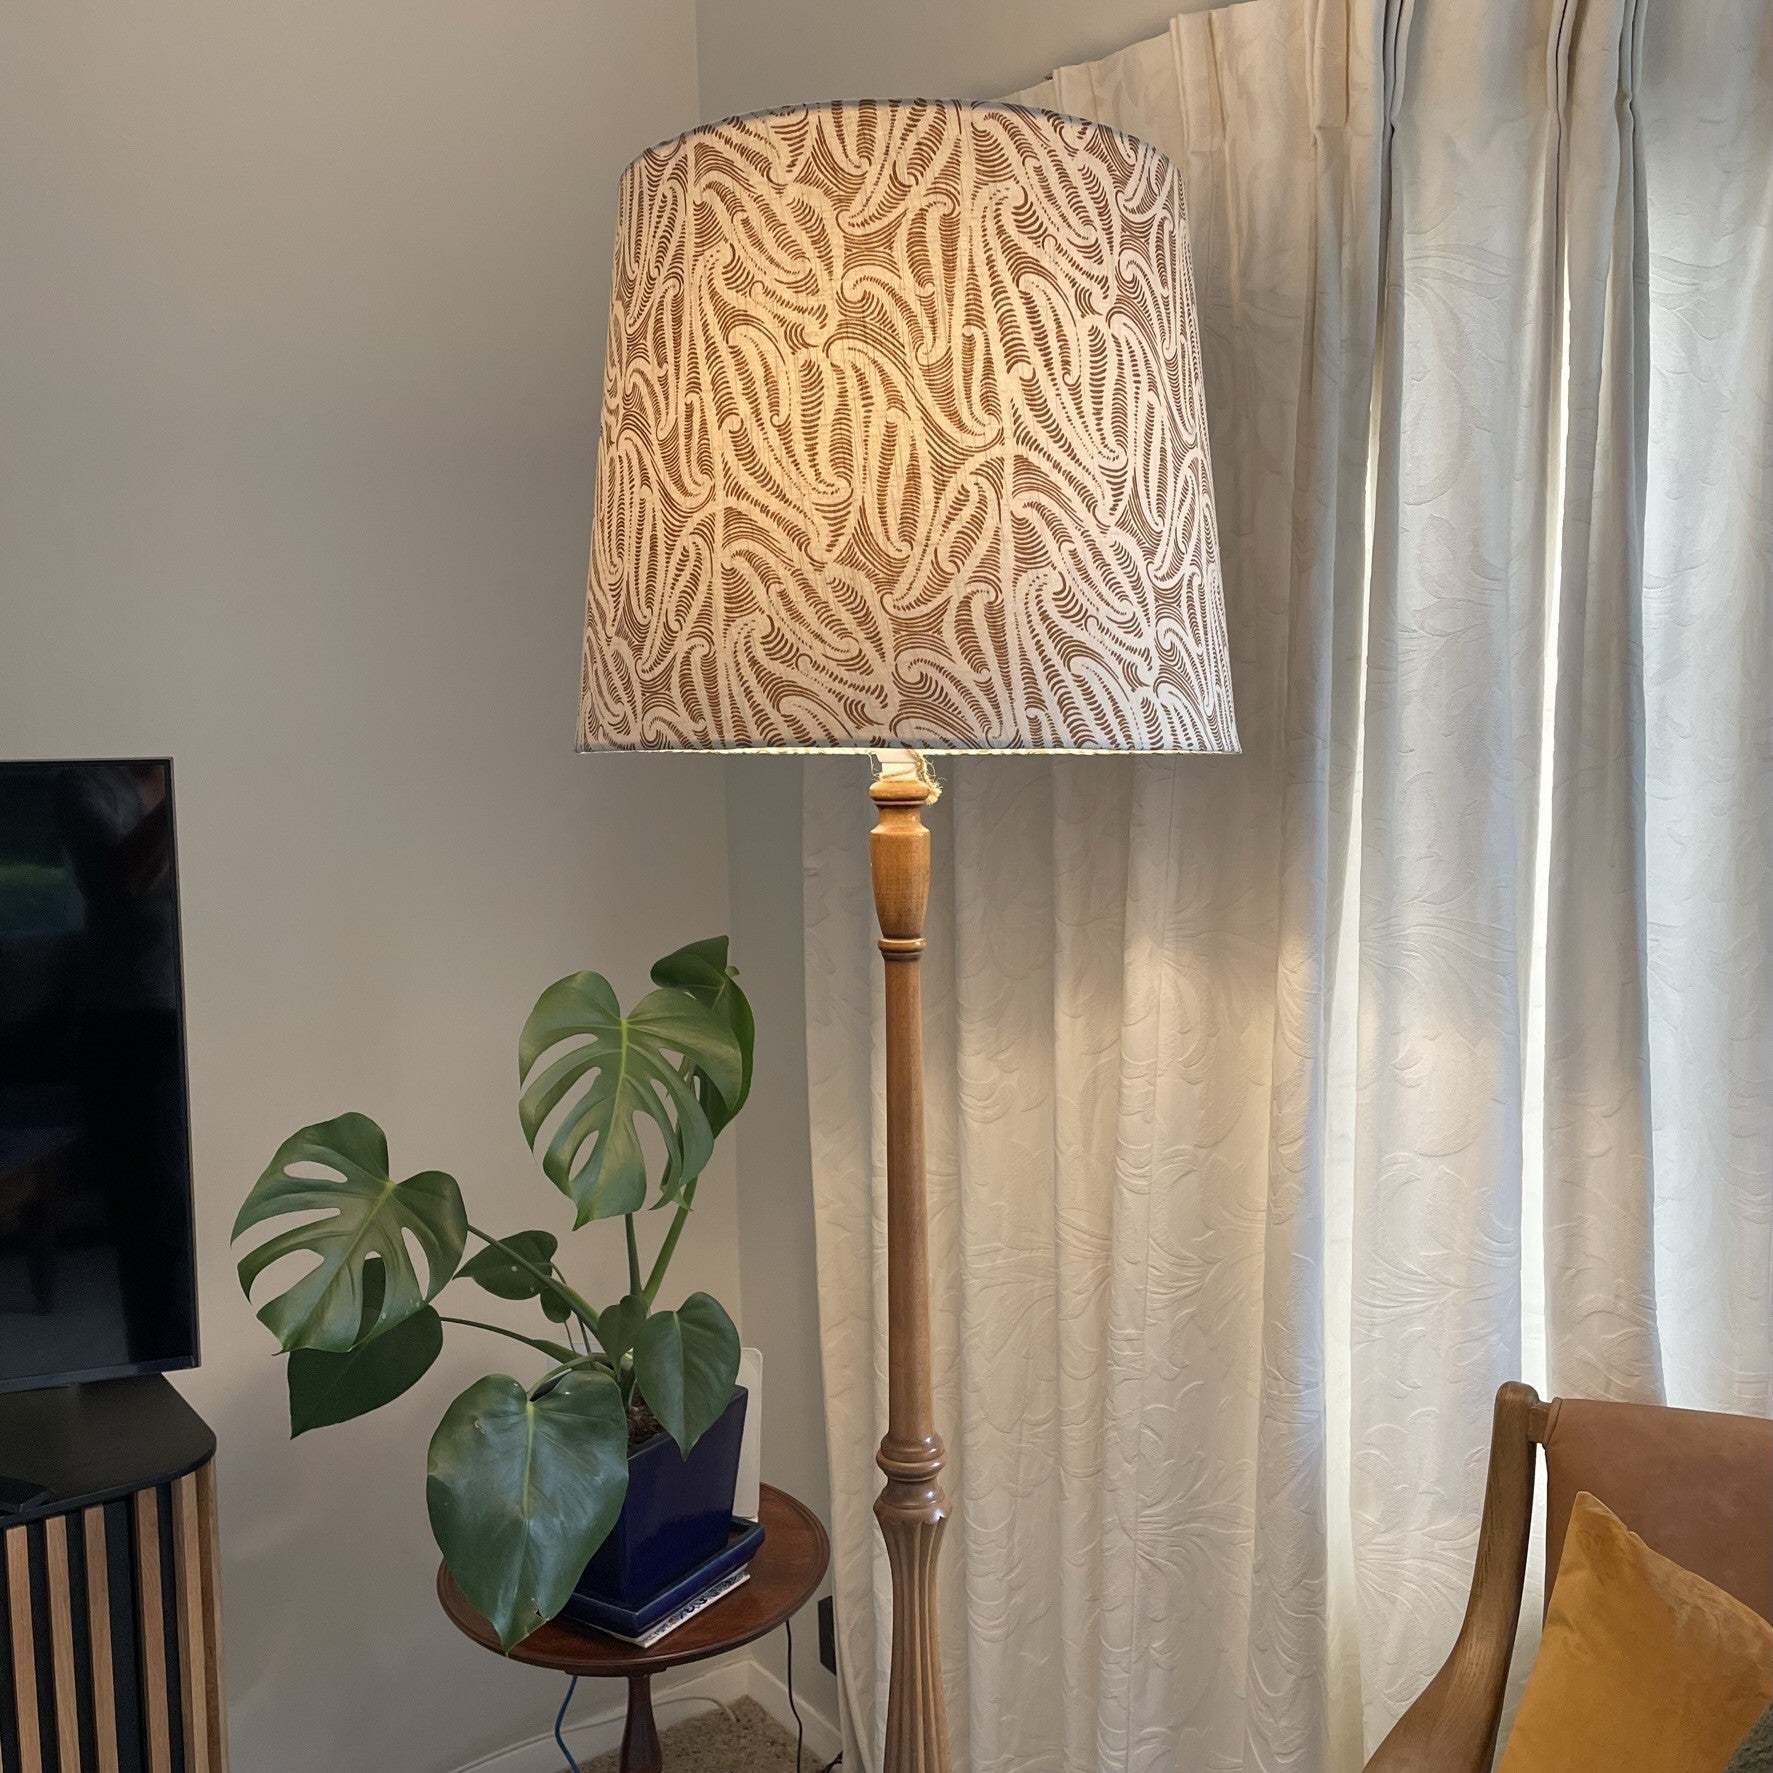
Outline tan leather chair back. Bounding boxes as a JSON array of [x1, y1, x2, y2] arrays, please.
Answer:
[[1540, 1398, 1773, 1622]]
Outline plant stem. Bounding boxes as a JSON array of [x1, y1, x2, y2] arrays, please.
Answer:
[[641, 1182, 695, 1308], [438, 1317, 578, 1362], [528, 1351, 616, 1400], [624, 1214, 643, 1298], [464, 1223, 600, 1331]]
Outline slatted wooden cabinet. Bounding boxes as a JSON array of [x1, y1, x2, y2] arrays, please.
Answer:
[[0, 1379, 225, 1773]]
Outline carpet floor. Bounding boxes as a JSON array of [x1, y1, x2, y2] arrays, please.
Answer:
[[579, 1695, 821, 1772]]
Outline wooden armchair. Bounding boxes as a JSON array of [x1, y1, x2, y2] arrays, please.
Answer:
[[1363, 1381, 1773, 1773]]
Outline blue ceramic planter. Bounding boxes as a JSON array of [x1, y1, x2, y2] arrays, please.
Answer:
[[574, 1387, 748, 1608]]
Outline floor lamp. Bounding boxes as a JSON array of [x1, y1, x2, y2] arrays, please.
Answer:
[[578, 100, 1238, 1773]]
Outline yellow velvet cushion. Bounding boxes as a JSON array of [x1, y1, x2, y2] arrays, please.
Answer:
[[1498, 1491, 1773, 1773]]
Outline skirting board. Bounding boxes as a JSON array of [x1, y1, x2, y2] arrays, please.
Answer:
[[447, 1648, 841, 1773]]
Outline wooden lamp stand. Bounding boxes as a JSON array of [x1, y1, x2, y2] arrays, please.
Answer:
[[867, 757, 951, 1773]]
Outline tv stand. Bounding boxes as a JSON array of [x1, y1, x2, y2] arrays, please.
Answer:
[[0, 1374, 226, 1771]]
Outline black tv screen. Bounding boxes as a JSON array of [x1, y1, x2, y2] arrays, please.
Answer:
[[0, 760, 199, 1392]]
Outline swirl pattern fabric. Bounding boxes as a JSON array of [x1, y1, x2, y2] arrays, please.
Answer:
[[580, 100, 1237, 754]]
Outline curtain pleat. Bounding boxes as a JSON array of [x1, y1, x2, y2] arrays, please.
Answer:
[[801, 2, 1772, 1767], [1353, 0, 1571, 1735], [1541, 0, 1664, 1407], [1636, 0, 1773, 1419]]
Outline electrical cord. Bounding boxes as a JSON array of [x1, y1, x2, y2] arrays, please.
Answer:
[[549, 1618, 833, 1772], [550, 1679, 740, 1771], [782, 1616, 845, 1773], [784, 1615, 807, 1771], [553, 1675, 579, 1773]]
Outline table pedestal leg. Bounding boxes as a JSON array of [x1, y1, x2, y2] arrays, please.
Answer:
[[619, 1673, 661, 1773]]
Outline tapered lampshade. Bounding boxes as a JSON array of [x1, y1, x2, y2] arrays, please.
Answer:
[[580, 99, 1237, 755]]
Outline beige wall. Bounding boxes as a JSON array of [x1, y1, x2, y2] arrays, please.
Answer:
[[0, 6, 732, 1770], [696, 0, 1190, 118]]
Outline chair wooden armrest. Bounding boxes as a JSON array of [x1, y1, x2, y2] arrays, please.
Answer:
[[1363, 1383, 1542, 1773]]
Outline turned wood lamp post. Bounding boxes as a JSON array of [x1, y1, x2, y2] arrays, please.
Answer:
[[580, 100, 1237, 1773]]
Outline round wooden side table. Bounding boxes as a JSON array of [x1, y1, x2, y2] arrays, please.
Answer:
[[438, 1484, 830, 1773]]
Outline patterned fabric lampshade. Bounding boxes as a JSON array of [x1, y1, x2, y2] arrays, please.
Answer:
[[580, 99, 1237, 756]]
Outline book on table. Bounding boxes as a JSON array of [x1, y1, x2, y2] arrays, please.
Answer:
[[562, 1516, 766, 1647], [588, 1567, 751, 1649]]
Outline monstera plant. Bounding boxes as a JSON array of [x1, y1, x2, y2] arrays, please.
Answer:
[[232, 937, 752, 1650]]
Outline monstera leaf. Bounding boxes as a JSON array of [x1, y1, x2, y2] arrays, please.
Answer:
[[458, 1230, 580, 1324], [234, 1113, 466, 1353], [517, 972, 742, 1222], [633, 1292, 740, 1455], [426, 1367, 629, 1651], [285, 1258, 443, 1436], [460, 1229, 558, 1299], [593, 1291, 648, 1365], [649, 937, 755, 1137]]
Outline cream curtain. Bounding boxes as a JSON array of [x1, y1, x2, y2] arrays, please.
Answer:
[[802, 2, 1773, 1769]]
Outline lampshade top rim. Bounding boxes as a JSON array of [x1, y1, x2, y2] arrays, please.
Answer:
[[625, 97, 1169, 180]]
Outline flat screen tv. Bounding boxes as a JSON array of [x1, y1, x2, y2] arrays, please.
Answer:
[[0, 760, 199, 1392]]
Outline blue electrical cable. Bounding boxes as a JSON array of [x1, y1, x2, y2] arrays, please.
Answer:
[[553, 1674, 579, 1772]]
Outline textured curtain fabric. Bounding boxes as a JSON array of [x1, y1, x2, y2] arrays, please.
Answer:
[[801, 3, 1773, 1769]]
